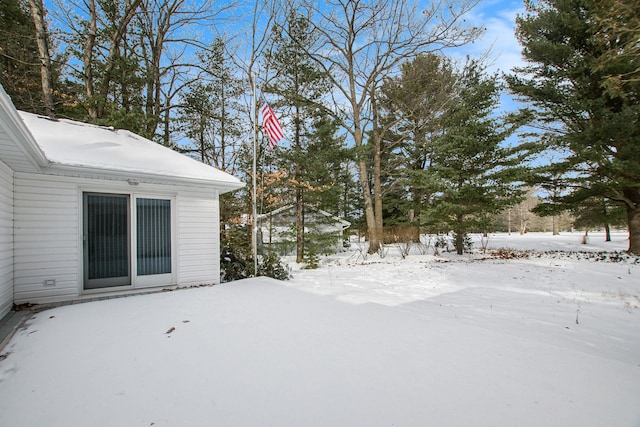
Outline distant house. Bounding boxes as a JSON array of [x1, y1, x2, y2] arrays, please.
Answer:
[[0, 85, 243, 318], [257, 205, 351, 256]]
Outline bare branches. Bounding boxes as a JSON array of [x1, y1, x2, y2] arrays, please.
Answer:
[[297, 0, 482, 253], [27, 0, 55, 116]]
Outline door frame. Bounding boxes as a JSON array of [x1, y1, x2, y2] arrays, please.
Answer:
[[81, 190, 177, 294]]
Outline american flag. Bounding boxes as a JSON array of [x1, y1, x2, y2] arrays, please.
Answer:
[[260, 96, 285, 149]]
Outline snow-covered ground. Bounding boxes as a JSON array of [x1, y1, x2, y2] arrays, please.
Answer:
[[0, 232, 638, 426]]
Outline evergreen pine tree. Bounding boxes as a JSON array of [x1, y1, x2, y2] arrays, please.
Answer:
[[507, 0, 640, 254], [379, 53, 457, 239], [420, 61, 532, 254], [176, 37, 245, 230], [265, 12, 346, 263]]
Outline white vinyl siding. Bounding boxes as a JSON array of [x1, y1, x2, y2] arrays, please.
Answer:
[[176, 190, 219, 286], [13, 174, 79, 304], [12, 173, 221, 304], [0, 160, 13, 318]]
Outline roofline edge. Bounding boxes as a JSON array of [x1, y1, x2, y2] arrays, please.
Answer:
[[40, 163, 245, 192], [0, 87, 50, 169]]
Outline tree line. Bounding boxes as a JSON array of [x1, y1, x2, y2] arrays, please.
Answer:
[[1, 0, 638, 256]]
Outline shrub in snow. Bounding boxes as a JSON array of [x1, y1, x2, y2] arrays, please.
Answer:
[[258, 252, 291, 280], [220, 224, 290, 282], [433, 234, 450, 255]]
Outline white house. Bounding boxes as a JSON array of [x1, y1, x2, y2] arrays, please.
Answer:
[[257, 205, 351, 256], [0, 86, 243, 318]]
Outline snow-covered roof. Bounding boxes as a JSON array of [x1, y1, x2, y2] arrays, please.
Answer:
[[17, 111, 244, 192], [257, 204, 351, 229]]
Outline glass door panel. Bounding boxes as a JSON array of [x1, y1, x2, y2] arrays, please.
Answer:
[[136, 198, 171, 276], [84, 193, 131, 289]]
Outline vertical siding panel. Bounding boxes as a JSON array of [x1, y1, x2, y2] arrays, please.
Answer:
[[177, 189, 220, 285], [0, 160, 13, 318]]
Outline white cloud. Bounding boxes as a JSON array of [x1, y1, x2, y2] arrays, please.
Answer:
[[445, 2, 526, 75]]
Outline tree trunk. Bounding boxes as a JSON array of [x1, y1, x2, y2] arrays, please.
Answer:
[[626, 205, 640, 255], [96, 0, 142, 118], [358, 157, 380, 254], [28, 0, 54, 116], [295, 184, 304, 263], [144, 32, 163, 139], [373, 154, 383, 245], [291, 100, 304, 263], [623, 187, 640, 255], [296, 193, 304, 263], [455, 214, 463, 255], [83, 0, 97, 120], [519, 210, 527, 235], [352, 112, 380, 254], [370, 89, 384, 254], [453, 214, 464, 255]]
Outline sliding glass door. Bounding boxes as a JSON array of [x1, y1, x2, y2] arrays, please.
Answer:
[[83, 193, 173, 291]]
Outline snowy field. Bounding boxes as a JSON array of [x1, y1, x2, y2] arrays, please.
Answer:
[[0, 232, 639, 426]]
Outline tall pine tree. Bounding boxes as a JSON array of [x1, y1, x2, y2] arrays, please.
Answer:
[[379, 53, 457, 236], [176, 37, 244, 228], [420, 61, 531, 254], [507, 0, 640, 254], [265, 12, 343, 263]]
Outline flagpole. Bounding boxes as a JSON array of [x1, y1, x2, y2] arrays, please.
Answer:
[[252, 73, 258, 277]]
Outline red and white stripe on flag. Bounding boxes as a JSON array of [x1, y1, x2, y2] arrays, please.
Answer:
[[260, 100, 284, 149]]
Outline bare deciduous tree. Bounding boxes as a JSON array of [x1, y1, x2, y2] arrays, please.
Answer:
[[300, 0, 482, 253], [27, 0, 55, 116], [136, 0, 227, 138]]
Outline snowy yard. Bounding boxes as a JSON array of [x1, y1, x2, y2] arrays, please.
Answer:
[[1, 232, 639, 426]]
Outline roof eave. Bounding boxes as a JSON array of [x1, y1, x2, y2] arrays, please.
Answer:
[[0, 88, 50, 170], [42, 163, 245, 193], [257, 204, 351, 228]]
